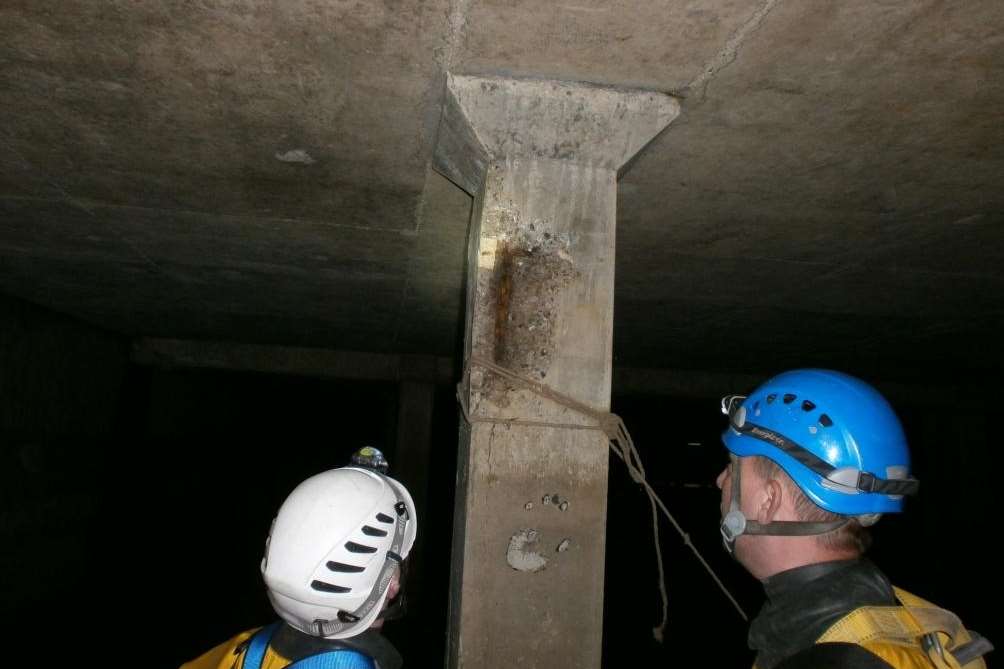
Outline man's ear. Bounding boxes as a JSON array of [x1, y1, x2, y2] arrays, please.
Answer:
[[755, 478, 784, 524]]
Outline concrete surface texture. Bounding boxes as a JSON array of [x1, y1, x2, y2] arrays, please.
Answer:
[[1, 0, 1003, 380], [443, 77, 675, 668], [450, 158, 618, 669]]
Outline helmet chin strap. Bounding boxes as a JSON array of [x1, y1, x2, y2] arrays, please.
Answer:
[[720, 455, 850, 555], [312, 472, 411, 638]]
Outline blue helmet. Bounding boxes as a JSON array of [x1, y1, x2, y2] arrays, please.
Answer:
[[721, 369, 919, 516]]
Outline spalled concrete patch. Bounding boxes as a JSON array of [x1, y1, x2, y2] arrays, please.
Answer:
[[493, 231, 576, 381], [472, 192, 579, 405], [506, 528, 548, 572], [274, 148, 316, 164]]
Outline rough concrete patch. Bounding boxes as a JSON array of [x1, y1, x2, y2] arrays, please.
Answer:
[[506, 528, 548, 572], [470, 177, 582, 406], [471, 198, 579, 405], [275, 148, 316, 164], [493, 230, 577, 381]]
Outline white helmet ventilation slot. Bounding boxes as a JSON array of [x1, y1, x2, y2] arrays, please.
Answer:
[[262, 467, 417, 639]]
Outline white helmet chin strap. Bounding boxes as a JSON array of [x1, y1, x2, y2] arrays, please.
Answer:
[[719, 455, 850, 554]]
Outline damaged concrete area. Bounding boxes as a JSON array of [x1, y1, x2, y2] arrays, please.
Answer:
[[493, 234, 577, 381], [474, 201, 579, 398], [506, 528, 548, 572], [542, 493, 569, 511], [463, 160, 618, 421], [464, 165, 586, 408]]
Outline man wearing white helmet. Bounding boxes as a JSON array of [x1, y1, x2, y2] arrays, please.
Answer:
[[181, 448, 418, 669]]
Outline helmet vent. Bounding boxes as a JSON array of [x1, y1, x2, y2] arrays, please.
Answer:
[[783, 393, 796, 404], [362, 525, 388, 537], [345, 541, 378, 554], [327, 561, 365, 573], [801, 400, 816, 412], [375, 512, 395, 524], [311, 579, 351, 593], [766, 394, 777, 404], [818, 413, 833, 427]]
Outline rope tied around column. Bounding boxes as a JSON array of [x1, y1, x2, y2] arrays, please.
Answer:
[[457, 356, 749, 642]]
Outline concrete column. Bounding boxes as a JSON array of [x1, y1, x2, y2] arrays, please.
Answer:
[[394, 377, 435, 609], [434, 75, 678, 669]]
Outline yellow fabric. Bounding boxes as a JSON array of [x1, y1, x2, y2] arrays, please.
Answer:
[[858, 640, 951, 669], [179, 628, 294, 669], [816, 587, 987, 669]]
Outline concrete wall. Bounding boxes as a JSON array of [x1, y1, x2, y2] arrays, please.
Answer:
[[0, 293, 127, 647]]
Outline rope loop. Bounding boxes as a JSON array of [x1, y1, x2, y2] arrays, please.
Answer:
[[457, 356, 749, 639]]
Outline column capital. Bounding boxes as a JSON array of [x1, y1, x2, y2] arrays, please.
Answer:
[[434, 74, 680, 194]]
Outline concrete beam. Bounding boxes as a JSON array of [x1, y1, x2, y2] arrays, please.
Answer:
[[436, 75, 679, 669], [131, 337, 455, 384], [132, 338, 981, 409]]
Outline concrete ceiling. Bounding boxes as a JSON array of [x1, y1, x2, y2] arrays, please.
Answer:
[[2, 0, 1003, 383]]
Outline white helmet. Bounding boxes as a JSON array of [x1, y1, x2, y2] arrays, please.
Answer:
[[261, 466, 417, 639]]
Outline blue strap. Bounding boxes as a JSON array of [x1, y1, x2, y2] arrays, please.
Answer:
[[287, 650, 376, 669], [243, 622, 280, 669], [241, 622, 375, 669]]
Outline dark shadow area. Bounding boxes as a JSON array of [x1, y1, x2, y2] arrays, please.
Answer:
[[2, 292, 998, 668], [1, 345, 455, 667], [97, 366, 459, 668], [101, 367, 400, 666], [604, 394, 760, 668]]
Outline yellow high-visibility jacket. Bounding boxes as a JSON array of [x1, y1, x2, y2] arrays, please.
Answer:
[[181, 628, 266, 669], [180, 626, 376, 669], [813, 587, 989, 669]]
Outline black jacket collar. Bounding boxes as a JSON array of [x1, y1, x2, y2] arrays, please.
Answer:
[[749, 558, 896, 669]]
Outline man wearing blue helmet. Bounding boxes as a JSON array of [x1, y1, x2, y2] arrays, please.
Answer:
[[718, 369, 991, 669]]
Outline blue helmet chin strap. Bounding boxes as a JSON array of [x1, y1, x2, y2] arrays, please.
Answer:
[[719, 454, 849, 555], [720, 455, 747, 555]]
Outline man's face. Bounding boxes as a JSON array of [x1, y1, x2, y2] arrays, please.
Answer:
[[716, 455, 758, 566], [716, 456, 738, 518]]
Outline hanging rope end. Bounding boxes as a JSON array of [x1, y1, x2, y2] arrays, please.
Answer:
[[652, 625, 665, 644]]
